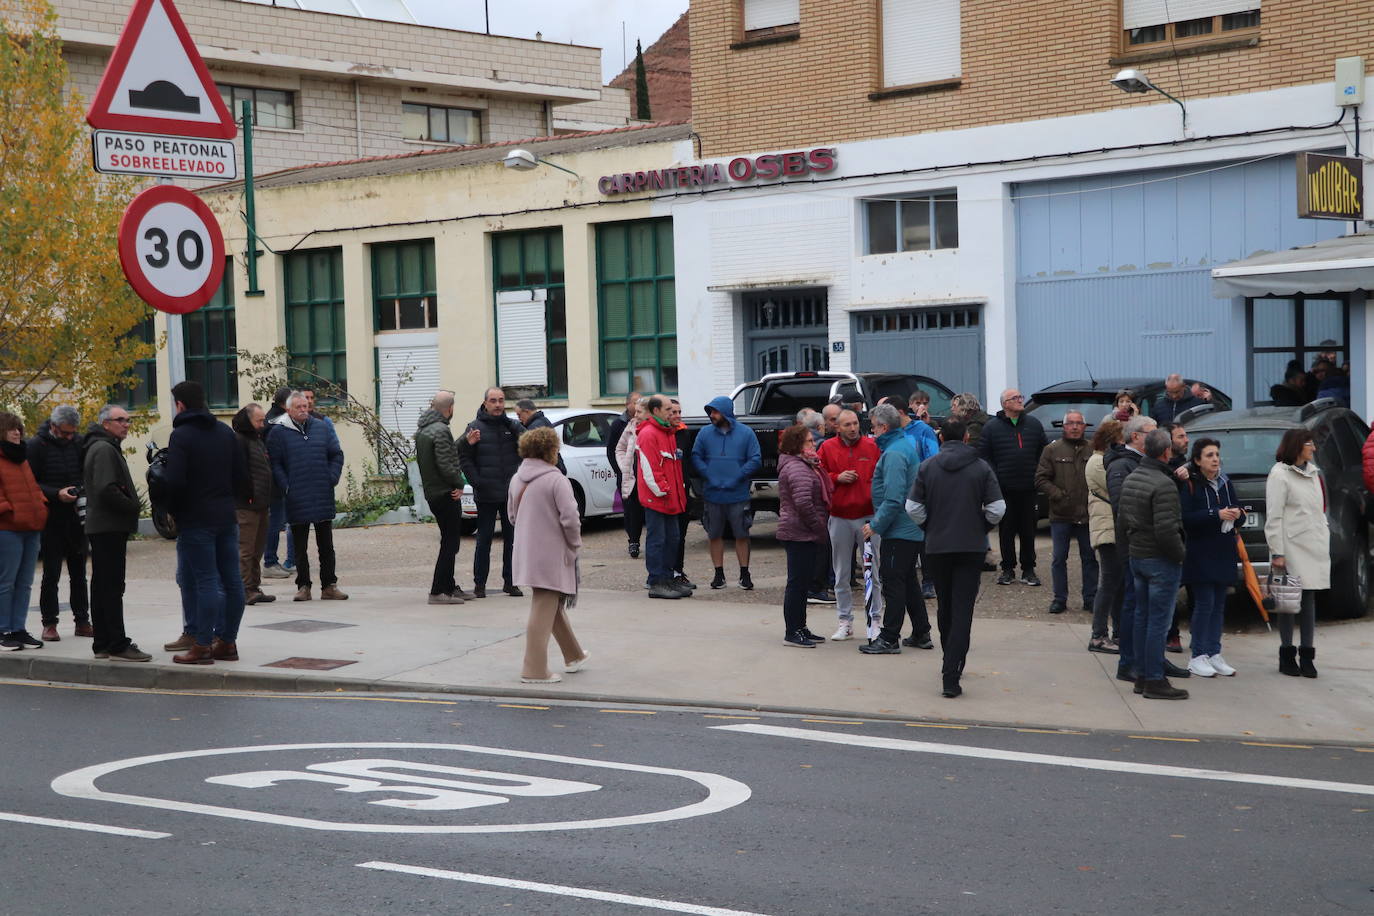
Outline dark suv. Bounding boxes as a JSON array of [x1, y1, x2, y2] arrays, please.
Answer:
[[1026, 377, 1232, 441], [1179, 400, 1371, 619]]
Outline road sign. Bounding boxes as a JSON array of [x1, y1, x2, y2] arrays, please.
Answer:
[[117, 184, 226, 314], [92, 130, 236, 180], [86, 0, 237, 140]]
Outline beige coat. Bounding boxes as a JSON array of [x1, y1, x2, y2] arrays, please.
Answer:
[[1264, 460, 1330, 590], [614, 419, 639, 499], [1085, 451, 1114, 548]]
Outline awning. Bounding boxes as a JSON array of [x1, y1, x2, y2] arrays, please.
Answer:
[[1211, 230, 1374, 297]]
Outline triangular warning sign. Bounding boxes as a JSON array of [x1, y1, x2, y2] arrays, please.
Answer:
[[86, 0, 236, 140]]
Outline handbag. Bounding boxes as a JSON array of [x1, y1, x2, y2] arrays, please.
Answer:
[[1263, 569, 1303, 615]]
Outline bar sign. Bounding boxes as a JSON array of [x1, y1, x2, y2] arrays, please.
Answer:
[[1297, 152, 1364, 220]]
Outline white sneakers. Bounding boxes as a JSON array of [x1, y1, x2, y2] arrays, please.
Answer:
[[1208, 654, 1237, 676], [1187, 655, 1217, 677], [830, 622, 854, 641]]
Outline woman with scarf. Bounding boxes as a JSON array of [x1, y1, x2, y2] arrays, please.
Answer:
[[776, 423, 834, 647], [0, 412, 48, 651], [1178, 437, 1244, 677]]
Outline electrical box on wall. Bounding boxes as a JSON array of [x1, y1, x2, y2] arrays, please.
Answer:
[[1335, 56, 1364, 107]]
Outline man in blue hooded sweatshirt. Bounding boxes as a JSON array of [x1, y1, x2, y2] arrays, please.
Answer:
[[690, 396, 762, 590]]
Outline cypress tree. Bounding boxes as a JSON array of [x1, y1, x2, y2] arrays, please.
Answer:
[[633, 39, 651, 120]]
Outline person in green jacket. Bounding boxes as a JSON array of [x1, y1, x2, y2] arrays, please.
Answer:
[[415, 390, 469, 605]]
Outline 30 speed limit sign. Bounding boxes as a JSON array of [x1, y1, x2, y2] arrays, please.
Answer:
[[117, 184, 226, 314]]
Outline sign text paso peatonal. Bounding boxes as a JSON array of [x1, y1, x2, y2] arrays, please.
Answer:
[[93, 129, 238, 180], [598, 147, 836, 196]]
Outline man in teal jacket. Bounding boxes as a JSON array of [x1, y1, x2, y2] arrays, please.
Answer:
[[860, 403, 932, 654], [690, 396, 762, 590]]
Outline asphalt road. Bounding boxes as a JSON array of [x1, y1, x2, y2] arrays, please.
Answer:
[[4, 682, 1371, 916]]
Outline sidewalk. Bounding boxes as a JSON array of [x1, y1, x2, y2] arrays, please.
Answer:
[[2, 578, 1371, 744]]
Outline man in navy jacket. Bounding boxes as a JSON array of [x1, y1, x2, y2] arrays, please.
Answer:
[[690, 396, 762, 591], [268, 391, 346, 602]]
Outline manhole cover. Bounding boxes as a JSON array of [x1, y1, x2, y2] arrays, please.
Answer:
[[252, 619, 356, 633], [262, 657, 357, 671]]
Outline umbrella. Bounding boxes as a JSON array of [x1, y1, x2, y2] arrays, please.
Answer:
[[1235, 535, 1270, 631]]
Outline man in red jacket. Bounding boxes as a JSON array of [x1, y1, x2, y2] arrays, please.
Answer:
[[818, 409, 882, 640], [636, 395, 688, 599]]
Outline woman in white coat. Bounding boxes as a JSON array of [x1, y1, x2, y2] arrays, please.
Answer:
[[1263, 428, 1329, 678]]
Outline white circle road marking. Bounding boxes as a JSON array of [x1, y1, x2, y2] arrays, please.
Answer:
[[50, 742, 752, 833]]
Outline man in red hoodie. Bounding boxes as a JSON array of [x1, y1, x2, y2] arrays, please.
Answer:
[[818, 409, 882, 640], [636, 395, 688, 599]]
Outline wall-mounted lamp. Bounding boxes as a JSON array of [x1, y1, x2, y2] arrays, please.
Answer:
[[1110, 68, 1187, 130], [502, 148, 581, 178]]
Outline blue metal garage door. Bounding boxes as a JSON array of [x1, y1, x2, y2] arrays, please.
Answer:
[[850, 305, 984, 402]]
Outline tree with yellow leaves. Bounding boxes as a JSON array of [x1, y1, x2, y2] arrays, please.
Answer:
[[0, 0, 153, 427]]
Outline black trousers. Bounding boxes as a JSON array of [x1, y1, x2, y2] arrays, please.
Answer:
[[781, 539, 817, 635], [997, 489, 1038, 574], [473, 502, 513, 589], [877, 538, 928, 643], [617, 474, 644, 545], [39, 511, 88, 625], [87, 532, 130, 655], [674, 512, 689, 574], [291, 521, 336, 588], [927, 551, 984, 679], [429, 496, 462, 595]]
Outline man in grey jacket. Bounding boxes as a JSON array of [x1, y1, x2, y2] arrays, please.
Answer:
[[907, 418, 1005, 698], [1118, 428, 1189, 701]]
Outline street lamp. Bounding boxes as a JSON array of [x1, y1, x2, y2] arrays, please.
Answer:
[[1110, 68, 1187, 130], [502, 148, 581, 178]]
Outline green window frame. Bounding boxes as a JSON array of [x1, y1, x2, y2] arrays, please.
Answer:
[[115, 312, 158, 410], [284, 248, 348, 396], [596, 218, 676, 396], [182, 257, 237, 408], [372, 240, 437, 331], [492, 229, 566, 398], [216, 84, 295, 129]]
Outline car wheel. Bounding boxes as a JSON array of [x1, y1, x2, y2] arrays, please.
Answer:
[[571, 481, 587, 519], [1324, 526, 1369, 619], [152, 507, 177, 540]]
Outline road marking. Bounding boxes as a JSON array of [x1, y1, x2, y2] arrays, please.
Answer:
[[714, 725, 1374, 798], [0, 811, 170, 839], [497, 704, 549, 710], [702, 715, 760, 720], [801, 719, 863, 725], [357, 861, 772, 916], [905, 722, 968, 730], [1017, 728, 1088, 735], [599, 709, 657, 715], [1128, 735, 1200, 743], [1241, 742, 1313, 749]]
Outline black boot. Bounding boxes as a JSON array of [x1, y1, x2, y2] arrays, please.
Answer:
[[1141, 678, 1189, 700], [1278, 645, 1300, 677], [1298, 646, 1318, 678], [941, 674, 962, 698]]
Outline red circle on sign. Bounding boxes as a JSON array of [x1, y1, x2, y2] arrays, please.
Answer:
[[117, 185, 226, 314]]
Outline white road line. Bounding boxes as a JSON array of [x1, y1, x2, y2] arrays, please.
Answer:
[[713, 724, 1374, 798], [358, 861, 772, 916], [0, 811, 170, 839]]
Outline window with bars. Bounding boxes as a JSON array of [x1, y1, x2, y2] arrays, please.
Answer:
[[114, 312, 157, 410], [596, 218, 676, 396], [183, 258, 237, 408], [372, 240, 437, 331], [1123, 3, 1260, 48], [745, 290, 827, 330], [855, 307, 980, 333], [864, 191, 959, 254], [217, 84, 295, 129], [493, 228, 567, 398], [401, 103, 481, 145], [284, 248, 347, 396]]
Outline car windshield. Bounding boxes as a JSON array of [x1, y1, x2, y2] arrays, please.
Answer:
[[1026, 397, 1118, 428], [757, 380, 836, 416], [1196, 429, 1285, 478]]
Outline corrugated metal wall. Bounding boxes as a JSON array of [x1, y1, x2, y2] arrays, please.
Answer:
[[1013, 154, 1345, 397]]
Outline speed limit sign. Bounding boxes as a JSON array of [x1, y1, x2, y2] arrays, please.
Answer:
[[117, 184, 226, 314]]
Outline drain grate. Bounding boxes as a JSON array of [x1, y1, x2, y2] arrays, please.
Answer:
[[251, 619, 356, 633], [262, 657, 357, 671]]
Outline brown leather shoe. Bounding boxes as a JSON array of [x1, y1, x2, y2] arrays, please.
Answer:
[[74, 623, 94, 638], [173, 643, 214, 665], [163, 632, 195, 652], [41, 625, 59, 642], [321, 585, 349, 600], [294, 587, 312, 601], [210, 638, 239, 661]]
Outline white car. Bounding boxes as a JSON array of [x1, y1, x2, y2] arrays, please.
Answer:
[[461, 408, 623, 524]]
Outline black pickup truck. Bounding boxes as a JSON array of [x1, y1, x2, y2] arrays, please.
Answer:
[[678, 371, 954, 515]]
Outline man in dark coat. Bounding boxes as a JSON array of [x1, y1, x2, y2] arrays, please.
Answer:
[[1034, 410, 1097, 614], [232, 403, 276, 606], [977, 387, 1047, 586], [268, 390, 346, 602], [81, 404, 149, 661], [27, 405, 90, 641], [1150, 374, 1205, 424], [415, 390, 467, 605], [457, 387, 525, 599], [514, 399, 566, 475], [165, 381, 248, 664]]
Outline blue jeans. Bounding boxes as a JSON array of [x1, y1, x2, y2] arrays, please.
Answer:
[[0, 530, 40, 633], [473, 502, 513, 590], [1050, 521, 1098, 606], [176, 547, 195, 632], [644, 508, 679, 585], [177, 523, 246, 647], [1189, 581, 1228, 658], [1118, 555, 1137, 671], [264, 496, 295, 568], [1131, 556, 1183, 681]]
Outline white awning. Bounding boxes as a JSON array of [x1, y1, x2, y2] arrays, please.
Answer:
[[1211, 230, 1374, 297]]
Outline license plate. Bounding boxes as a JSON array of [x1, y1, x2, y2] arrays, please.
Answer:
[[1242, 513, 1260, 528]]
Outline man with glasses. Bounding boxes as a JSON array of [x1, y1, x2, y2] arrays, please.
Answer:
[[27, 405, 91, 641], [1034, 410, 1097, 614], [458, 387, 525, 598], [978, 388, 1047, 587]]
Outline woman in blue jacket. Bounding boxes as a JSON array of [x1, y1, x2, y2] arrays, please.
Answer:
[[1178, 437, 1245, 678]]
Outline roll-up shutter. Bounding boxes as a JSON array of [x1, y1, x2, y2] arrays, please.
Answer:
[[376, 333, 441, 444], [1123, 0, 1258, 29], [744, 0, 799, 31], [882, 0, 961, 88], [497, 289, 548, 387]]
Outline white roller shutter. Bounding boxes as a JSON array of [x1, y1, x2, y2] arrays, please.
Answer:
[[882, 0, 961, 88], [497, 289, 548, 387], [744, 0, 799, 31], [376, 333, 441, 444], [1123, 0, 1258, 29]]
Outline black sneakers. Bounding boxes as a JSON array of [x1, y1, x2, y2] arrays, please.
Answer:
[[628, 541, 640, 559], [901, 633, 934, 650], [673, 574, 696, 591], [709, 570, 727, 590], [13, 631, 42, 649], [1020, 572, 1042, 587], [784, 629, 816, 648], [799, 628, 827, 643], [1049, 599, 1067, 614], [739, 570, 755, 590], [996, 570, 1016, 585], [859, 635, 901, 655], [648, 582, 681, 600], [503, 585, 524, 598]]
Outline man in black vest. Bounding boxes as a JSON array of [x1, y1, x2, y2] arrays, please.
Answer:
[[458, 387, 525, 599]]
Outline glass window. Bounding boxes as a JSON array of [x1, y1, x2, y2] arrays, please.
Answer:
[[1222, 9, 1260, 30], [1175, 16, 1213, 37], [865, 200, 897, 255], [1128, 24, 1166, 44], [216, 84, 295, 129], [402, 102, 481, 144], [492, 229, 568, 398], [372, 240, 436, 331], [114, 312, 158, 410], [863, 192, 958, 254], [1251, 297, 1295, 348], [596, 218, 676, 396], [284, 248, 347, 395], [183, 258, 237, 408], [1304, 299, 1344, 348], [1248, 295, 1349, 406]]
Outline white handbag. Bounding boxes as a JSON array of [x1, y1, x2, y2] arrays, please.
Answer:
[[1263, 570, 1303, 615]]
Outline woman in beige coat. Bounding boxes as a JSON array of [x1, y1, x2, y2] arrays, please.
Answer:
[[1084, 419, 1123, 653], [508, 427, 588, 684], [614, 397, 646, 503], [1264, 427, 1329, 678]]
